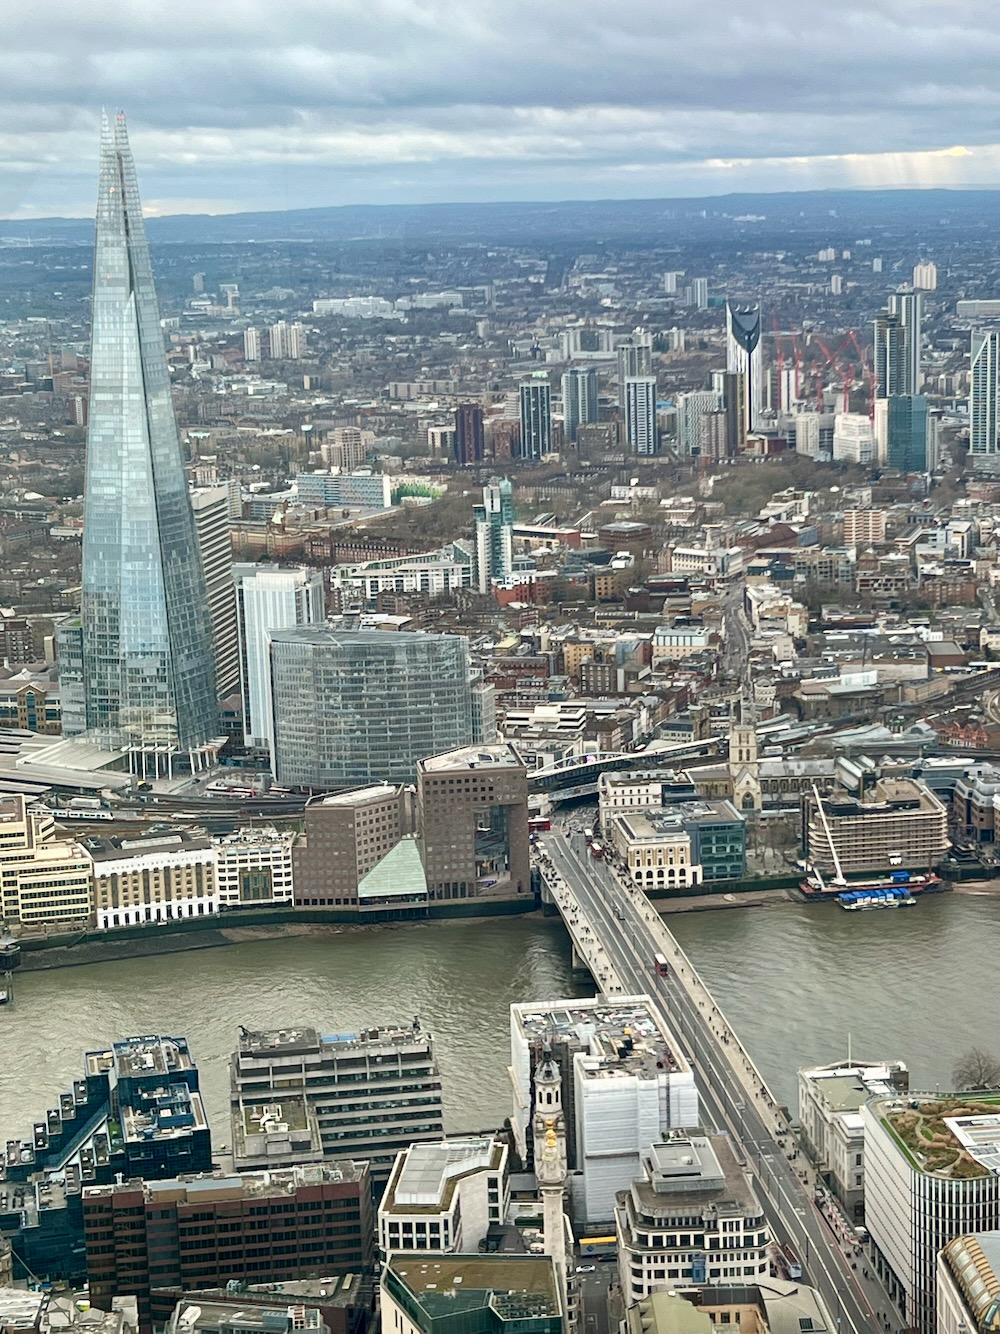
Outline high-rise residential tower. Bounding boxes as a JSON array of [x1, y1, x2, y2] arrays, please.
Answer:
[[726, 302, 763, 432], [616, 333, 653, 385], [472, 478, 515, 593], [875, 291, 923, 397], [623, 376, 658, 455], [59, 113, 217, 771], [454, 402, 485, 464], [970, 331, 1000, 460], [519, 375, 552, 458], [561, 368, 599, 443]]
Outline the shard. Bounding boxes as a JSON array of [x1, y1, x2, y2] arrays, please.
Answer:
[[60, 112, 217, 771]]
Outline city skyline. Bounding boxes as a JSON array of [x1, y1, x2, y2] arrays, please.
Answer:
[[3, 2, 1000, 218]]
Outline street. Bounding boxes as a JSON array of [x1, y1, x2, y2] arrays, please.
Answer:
[[540, 828, 894, 1334]]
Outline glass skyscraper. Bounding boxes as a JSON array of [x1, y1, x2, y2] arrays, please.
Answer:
[[60, 113, 216, 768]]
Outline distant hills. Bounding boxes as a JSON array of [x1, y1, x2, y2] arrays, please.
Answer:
[[2, 188, 999, 247]]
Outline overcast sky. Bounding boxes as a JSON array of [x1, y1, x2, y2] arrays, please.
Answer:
[[3, 0, 1000, 218]]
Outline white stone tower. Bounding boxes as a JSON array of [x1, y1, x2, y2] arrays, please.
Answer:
[[729, 691, 761, 814], [532, 1051, 568, 1278]]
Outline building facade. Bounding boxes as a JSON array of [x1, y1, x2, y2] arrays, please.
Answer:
[[797, 1060, 908, 1220], [0, 797, 92, 927], [561, 368, 599, 444], [293, 784, 412, 907], [190, 484, 239, 699], [83, 1162, 372, 1331], [937, 1232, 1000, 1334], [90, 836, 219, 930], [802, 778, 949, 875], [453, 403, 485, 465], [378, 1137, 509, 1255], [269, 628, 476, 789], [213, 828, 295, 907], [472, 479, 515, 594], [726, 303, 763, 432], [230, 1025, 443, 1186], [970, 330, 1000, 460], [615, 1135, 769, 1304], [235, 564, 325, 752], [518, 376, 552, 459], [863, 1097, 1000, 1333], [60, 113, 217, 769], [417, 744, 530, 900], [623, 377, 658, 456]]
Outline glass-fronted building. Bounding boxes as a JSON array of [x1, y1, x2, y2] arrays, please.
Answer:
[[269, 627, 476, 788], [59, 113, 217, 770]]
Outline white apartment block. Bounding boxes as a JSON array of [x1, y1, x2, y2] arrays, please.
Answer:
[[333, 547, 472, 602], [798, 1060, 908, 1220], [213, 828, 295, 907], [378, 1137, 509, 1255], [863, 1097, 1000, 1334], [91, 838, 219, 930], [843, 509, 887, 547]]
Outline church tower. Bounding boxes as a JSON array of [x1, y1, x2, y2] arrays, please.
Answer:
[[532, 1051, 568, 1280], [728, 692, 761, 813]]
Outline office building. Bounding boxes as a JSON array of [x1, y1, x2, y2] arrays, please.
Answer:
[[269, 321, 305, 360], [797, 1059, 908, 1220], [802, 778, 949, 875], [832, 412, 876, 465], [235, 564, 325, 753], [243, 327, 261, 362], [83, 1162, 372, 1331], [381, 1255, 564, 1334], [90, 833, 219, 929], [675, 390, 721, 457], [623, 376, 658, 455], [561, 368, 599, 443], [269, 627, 476, 789], [59, 113, 217, 771], [937, 1232, 1000, 1334], [417, 743, 530, 900], [970, 330, 1000, 459], [213, 827, 295, 907], [292, 783, 413, 907], [606, 800, 745, 888], [509, 997, 698, 1225], [191, 484, 239, 698], [472, 478, 515, 593], [875, 291, 923, 397], [453, 403, 485, 465], [913, 260, 938, 290], [230, 1025, 443, 1185], [726, 302, 763, 432], [615, 1134, 769, 1303], [617, 333, 653, 384], [863, 1095, 1000, 1333], [378, 1137, 509, 1255], [518, 376, 552, 459], [0, 796, 93, 927]]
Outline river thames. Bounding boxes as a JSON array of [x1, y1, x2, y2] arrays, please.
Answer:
[[0, 893, 995, 1141]]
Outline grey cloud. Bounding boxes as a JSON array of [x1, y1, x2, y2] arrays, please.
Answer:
[[2, 0, 1000, 215]]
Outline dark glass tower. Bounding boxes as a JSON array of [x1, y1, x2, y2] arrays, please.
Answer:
[[61, 113, 216, 768]]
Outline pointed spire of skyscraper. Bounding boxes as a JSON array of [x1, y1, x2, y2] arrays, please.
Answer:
[[60, 112, 217, 773]]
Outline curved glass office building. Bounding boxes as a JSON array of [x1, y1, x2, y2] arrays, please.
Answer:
[[269, 627, 476, 788]]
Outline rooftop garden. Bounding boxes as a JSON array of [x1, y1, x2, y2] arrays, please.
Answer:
[[885, 1098, 1000, 1179]]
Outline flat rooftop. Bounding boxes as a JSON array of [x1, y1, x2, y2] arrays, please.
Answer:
[[237, 1023, 430, 1057], [630, 1134, 759, 1216], [113, 1036, 195, 1079], [513, 997, 687, 1077], [385, 1138, 503, 1213], [122, 1088, 207, 1143], [419, 744, 524, 773], [387, 1254, 559, 1316], [316, 783, 401, 807], [169, 1300, 325, 1334], [83, 1161, 366, 1203]]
